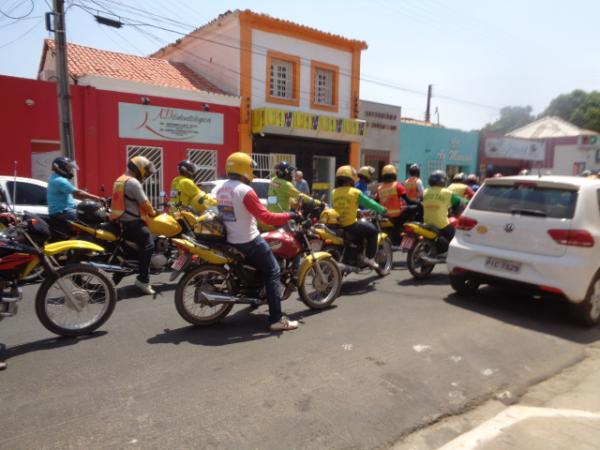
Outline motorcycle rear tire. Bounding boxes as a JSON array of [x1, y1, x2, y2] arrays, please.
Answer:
[[175, 265, 234, 326], [407, 240, 436, 279], [375, 237, 393, 277]]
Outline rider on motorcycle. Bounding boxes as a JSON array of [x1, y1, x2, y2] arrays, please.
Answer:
[[374, 164, 419, 246], [267, 161, 316, 213], [422, 170, 464, 253], [216, 152, 299, 331], [356, 166, 376, 196], [447, 172, 475, 200], [110, 156, 158, 295], [170, 160, 216, 214], [47, 157, 103, 223], [404, 164, 424, 201], [332, 165, 386, 269]]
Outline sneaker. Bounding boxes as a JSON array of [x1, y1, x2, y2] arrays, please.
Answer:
[[269, 316, 299, 331], [135, 279, 156, 295], [0, 361, 6, 371], [364, 257, 379, 269]]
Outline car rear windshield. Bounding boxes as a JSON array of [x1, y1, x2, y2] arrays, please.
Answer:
[[251, 182, 269, 199], [469, 183, 578, 219]]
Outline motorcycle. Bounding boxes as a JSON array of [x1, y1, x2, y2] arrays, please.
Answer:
[[378, 204, 422, 249], [54, 201, 183, 284], [170, 212, 342, 326], [403, 217, 458, 279], [0, 214, 117, 336], [312, 211, 393, 278]]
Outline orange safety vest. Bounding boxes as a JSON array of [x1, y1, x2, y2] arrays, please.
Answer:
[[404, 177, 420, 201], [109, 174, 134, 221], [377, 181, 404, 218]]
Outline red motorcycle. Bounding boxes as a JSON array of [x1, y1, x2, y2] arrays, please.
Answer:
[[171, 215, 342, 326]]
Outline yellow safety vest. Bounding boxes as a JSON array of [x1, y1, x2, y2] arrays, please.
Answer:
[[447, 183, 468, 198], [170, 176, 200, 207], [109, 174, 134, 221], [423, 186, 454, 229], [377, 182, 404, 218], [332, 186, 361, 227], [404, 177, 420, 201]]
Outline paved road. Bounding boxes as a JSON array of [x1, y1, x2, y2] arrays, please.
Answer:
[[1, 257, 599, 449]]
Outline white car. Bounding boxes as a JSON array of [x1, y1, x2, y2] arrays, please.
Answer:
[[447, 175, 600, 326], [199, 178, 271, 207], [0, 176, 49, 216]]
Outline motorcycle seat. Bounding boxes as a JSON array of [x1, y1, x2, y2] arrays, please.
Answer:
[[207, 242, 246, 262], [420, 223, 442, 235], [98, 221, 121, 236]]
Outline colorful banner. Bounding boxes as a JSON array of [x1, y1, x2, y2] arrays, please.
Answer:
[[252, 108, 366, 137]]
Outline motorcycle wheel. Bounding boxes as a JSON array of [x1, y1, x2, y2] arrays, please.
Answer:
[[407, 239, 436, 279], [298, 257, 341, 309], [375, 237, 393, 277], [175, 265, 234, 326], [35, 263, 117, 337]]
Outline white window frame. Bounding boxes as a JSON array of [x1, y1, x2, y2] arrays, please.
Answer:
[[270, 58, 294, 100], [126, 145, 163, 209], [314, 68, 334, 106]]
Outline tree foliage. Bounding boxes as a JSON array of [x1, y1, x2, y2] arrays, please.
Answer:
[[542, 90, 600, 132], [481, 106, 534, 134]]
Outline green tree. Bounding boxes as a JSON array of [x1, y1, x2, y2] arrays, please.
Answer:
[[542, 90, 600, 132], [481, 106, 535, 134]]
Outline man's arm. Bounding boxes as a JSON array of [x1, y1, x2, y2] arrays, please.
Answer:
[[73, 189, 103, 202], [358, 192, 386, 214], [243, 189, 291, 226], [450, 193, 465, 215]]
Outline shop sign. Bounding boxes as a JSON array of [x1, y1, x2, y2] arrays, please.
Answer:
[[364, 110, 398, 132], [252, 108, 366, 137], [484, 137, 545, 161], [118, 103, 224, 144]]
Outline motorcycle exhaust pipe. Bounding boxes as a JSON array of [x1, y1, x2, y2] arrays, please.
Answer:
[[198, 291, 261, 305], [88, 262, 133, 273], [420, 256, 446, 265]]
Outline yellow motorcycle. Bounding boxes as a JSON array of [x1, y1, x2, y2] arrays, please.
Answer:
[[0, 214, 117, 337], [312, 209, 393, 277], [170, 212, 341, 326]]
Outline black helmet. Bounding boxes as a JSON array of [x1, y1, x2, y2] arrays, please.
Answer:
[[178, 160, 199, 178], [275, 161, 295, 181], [428, 170, 447, 187], [408, 164, 420, 177], [52, 157, 78, 179], [76, 200, 107, 225]]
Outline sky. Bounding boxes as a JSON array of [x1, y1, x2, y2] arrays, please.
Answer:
[[1, 0, 598, 131]]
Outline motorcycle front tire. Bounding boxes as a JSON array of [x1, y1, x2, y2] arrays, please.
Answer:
[[298, 257, 341, 310]]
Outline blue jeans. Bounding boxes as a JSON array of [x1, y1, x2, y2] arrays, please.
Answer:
[[233, 235, 282, 324]]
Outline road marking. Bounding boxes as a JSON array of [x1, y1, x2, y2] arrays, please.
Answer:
[[342, 344, 353, 351], [450, 355, 462, 363], [480, 368, 494, 376], [413, 344, 431, 353], [439, 406, 600, 450]]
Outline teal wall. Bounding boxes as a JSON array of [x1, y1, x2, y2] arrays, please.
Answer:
[[398, 123, 479, 181]]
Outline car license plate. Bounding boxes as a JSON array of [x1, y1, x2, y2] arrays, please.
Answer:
[[310, 240, 323, 252], [485, 257, 521, 273], [400, 236, 414, 252], [171, 254, 188, 271]]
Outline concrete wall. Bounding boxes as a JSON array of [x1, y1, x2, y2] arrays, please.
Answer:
[[398, 123, 479, 181]]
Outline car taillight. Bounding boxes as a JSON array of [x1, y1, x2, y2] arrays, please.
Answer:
[[547, 229, 594, 247], [456, 216, 478, 231]]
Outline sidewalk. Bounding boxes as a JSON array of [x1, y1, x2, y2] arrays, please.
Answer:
[[393, 345, 600, 450]]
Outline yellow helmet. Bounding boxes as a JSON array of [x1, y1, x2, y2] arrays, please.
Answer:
[[358, 165, 376, 181], [128, 156, 155, 181], [336, 165, 358, 183], [381, 164, 397, 177], [226, 152, 256, 182], [319, 208, 340, 225]]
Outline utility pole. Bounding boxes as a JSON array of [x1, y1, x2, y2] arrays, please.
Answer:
[[425, 84, 432, 123], [52, 0, 75, 160]]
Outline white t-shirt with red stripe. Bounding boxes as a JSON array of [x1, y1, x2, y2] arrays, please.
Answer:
[[216, 179, 291, 244]]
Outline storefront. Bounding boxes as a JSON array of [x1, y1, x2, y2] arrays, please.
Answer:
[[0, 74, 240, 206], [398, 122, 479, 182], [358, 100, 401, 180], [479, 134, 549, 177]]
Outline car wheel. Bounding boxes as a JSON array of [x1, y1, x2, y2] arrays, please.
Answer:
[[569, 272, 600, 327], [449, 273, 480, 296]]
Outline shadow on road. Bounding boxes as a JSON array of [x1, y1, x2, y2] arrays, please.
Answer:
[[397, 273, 449, 286], [340, 275, 380, 296], [146, 305, 338, 347], [116, 282, 176, 301], [444, 287, 600, 344], [0, 331, 107, 362]]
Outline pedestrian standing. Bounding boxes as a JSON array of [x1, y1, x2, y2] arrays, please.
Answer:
[[294, 170, 310, 194]]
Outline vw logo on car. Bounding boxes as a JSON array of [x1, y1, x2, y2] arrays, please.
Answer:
[[504, 223, 515, 233]]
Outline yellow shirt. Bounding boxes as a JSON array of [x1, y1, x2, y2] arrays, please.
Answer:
[[332, 186, 361, 227], [171, 176, 200, 207], [423, 186, 454, 229], [447, 182, 468, 198]]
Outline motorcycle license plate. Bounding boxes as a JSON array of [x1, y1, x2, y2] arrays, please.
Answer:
[[171, 254, 188, 271], [400, 236, 414, 252]]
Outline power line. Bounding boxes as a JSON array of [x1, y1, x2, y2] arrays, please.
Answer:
[[0, 16, 39, 48], [0, 0, 33, 19]]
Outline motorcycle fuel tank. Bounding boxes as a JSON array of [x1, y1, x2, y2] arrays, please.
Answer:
[[262, 230, 301, 259]]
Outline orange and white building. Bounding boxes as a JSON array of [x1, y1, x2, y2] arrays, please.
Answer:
[[152, 9, 368, 196]]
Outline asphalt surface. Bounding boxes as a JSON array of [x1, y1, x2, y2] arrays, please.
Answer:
[[1, 257, 599, 450]]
